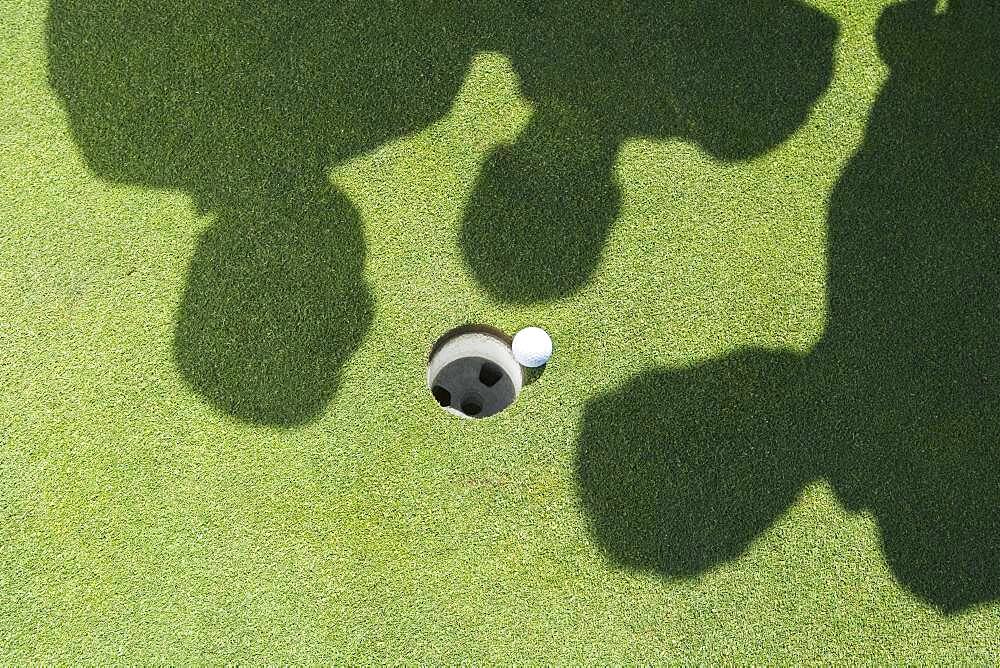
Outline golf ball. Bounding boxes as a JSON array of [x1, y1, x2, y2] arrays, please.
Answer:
[[512, 327, 552, 368]]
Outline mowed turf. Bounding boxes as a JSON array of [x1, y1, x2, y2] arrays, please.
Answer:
[[2, 0, 999, 662]]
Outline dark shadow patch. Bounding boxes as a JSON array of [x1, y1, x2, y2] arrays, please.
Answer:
[[460, 0, 837, 302], [173, 178, 372, 426], [578, 350, 814, 575], [46, 0, 473, 425], [576, 0, 1000, 613], [817, 0, 1000, 612]]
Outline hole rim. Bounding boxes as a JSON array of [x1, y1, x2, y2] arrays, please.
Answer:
[[427, 324, 522, 420]]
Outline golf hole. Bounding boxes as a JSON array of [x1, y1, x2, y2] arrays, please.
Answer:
[[427, 325, 523, 419]]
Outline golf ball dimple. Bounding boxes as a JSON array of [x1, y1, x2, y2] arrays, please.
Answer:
[[512, 327, 552, 368]]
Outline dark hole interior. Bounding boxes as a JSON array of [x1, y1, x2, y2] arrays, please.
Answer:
[[432, 385, 451, 407], [460, 400, 483, 416], [478, 362, 503, 388]]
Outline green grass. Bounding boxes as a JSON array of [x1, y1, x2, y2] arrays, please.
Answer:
[[2, 0, 999, 661]]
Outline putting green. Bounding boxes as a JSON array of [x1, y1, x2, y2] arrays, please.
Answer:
[[3, 0, 998, 661]]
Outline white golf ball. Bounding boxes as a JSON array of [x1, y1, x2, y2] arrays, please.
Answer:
[[511, 327, 552, 368]]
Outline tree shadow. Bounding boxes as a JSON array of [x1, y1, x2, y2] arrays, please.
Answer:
[[46, 0, 475, 425], [577, 0, 1000, 613], [460, 0, 838, 302]]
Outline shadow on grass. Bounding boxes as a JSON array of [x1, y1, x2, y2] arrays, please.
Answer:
[[172, 176, 371, 425], [46, 1, 475, 425], [578, 0, 1000, 613], [46, 0, 836, 423], [460, 1, 838, 302]]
